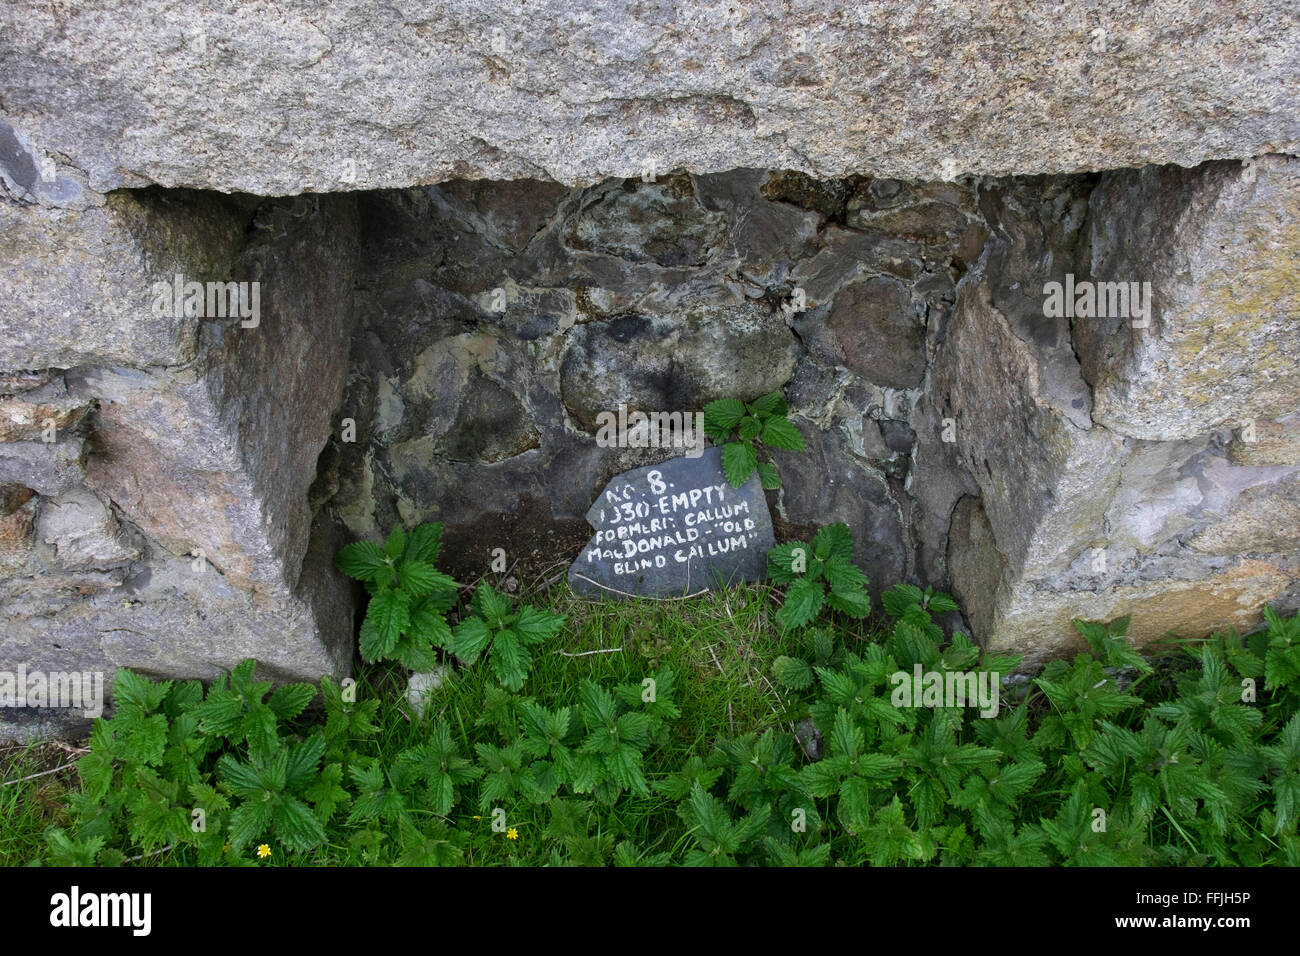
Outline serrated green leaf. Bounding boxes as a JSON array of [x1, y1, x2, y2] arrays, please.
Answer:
[[335, 540, 388, 582], [397, 561, 456, 597], [778, 576, 825, 630], [703, 397, 746, 437], [760, 416, 805, 451], [405, 522, 444, 564], [451, 617, 494, 666], [384, 527, 406, 559], [750, 391, 788, 419], [721, 440, 758, 488], [514, 604, 565, 645], [268, 683, 316, 722], [773, 655, 814, 690], [756, 460, 782, 489]]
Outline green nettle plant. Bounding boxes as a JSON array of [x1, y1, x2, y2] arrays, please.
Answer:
[[335, 522, 459, 670], [451, 583, 566, 691], [703, 391, 805, 489], [766, 523, 872, 629], [36, 603, 1300, 867], [32, 512, 1300, 868]]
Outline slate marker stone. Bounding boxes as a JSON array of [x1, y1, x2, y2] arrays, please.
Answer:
[[567, 446, 776, 599]]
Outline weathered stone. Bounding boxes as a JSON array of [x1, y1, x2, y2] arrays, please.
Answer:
[[798, 277, 927, 389], [941, 169, 1300, 659], [2, 526, 354, 709], [790, 226, 928, 305], [1187, 470, 1300, 556], [435, 179, 571, 253], [564, 175, 727, 268], [36, 486, 140, 571], [0, 184, 252, 370], [80, 195, 358, 600], [3, 3, 1295, 194], [695, 169, 823, 286], [984, 557, 1296, 669], [771, 418, 909, 600], [1228, 414, 1300, 466], [560, 304, 800, 433], [0, 190, 359, 726], [936, 274, 1125, 583], [1078, 155, 1300, 441], [0, 385, 91, 442], [760, 171, 865, 221], [0, 436, 85, 497]]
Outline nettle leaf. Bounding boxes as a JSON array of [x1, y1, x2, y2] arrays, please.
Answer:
[[766, 541, 808, 585], [813, 523, 854, 562], [397, 560, 456, 597], [409, 600, 453, 649], [514, 604, 565, 645], [272, 796, 327, 853], [882, 583, 925, 619], [827, 586, 872, 619], [756, 460, 782, 490], [366, 589, 412, 657], [773, 655, 814, 690], [131, 714, 170, 766], [268, 683, 316, 722], [383, 527, 407, 559], [1266, 642, 1300, 692], [358, 617, 387, 663], [927, 591, 960, 615], [824, 559, 867, 592], [749, 391, 788, 419], [490, 629, 530, 691], [471, 583, 513, 627], [303, 764, 349, 824], [113, 668, 172, 715], [579, 680, 619, 729], [404, 522, 444, 565], [721, 440, 758, 488], [778, 576, 825, 630], [227, 800, 273, 851], [451, 617, 494, 666], [760, 416, 805, 451], [284, 735, 326, 791], [335, 541, 388, 582], [738, 416, 762, 441], [703, 397, 746, 438]]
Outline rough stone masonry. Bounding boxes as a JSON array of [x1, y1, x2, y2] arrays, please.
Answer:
[[0, 1, 1297, 735]]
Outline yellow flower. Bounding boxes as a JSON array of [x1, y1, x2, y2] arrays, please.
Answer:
[[222, 842, 231, 854], [506, 827, 519, 840], [257, 844, 271, 859], [472, 815, 481, 821]]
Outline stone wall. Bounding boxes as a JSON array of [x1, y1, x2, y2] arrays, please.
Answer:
[[326, 161, 1299, 670], [2, 1, 1298, 738]]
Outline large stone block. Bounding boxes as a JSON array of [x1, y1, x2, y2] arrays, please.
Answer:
[[77, 195, 359, 599], [0, 189, 360, 735], [1078, 155, 1300, 441], [942, 169, 1300, 660], [0, 159, 253, 370], [1, 2, 1296, 194]]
